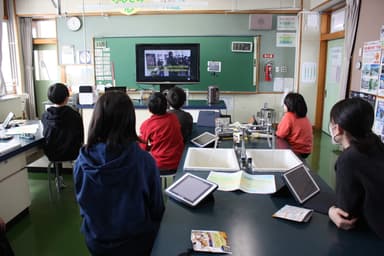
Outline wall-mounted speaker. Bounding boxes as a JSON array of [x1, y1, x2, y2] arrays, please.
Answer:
[[249, 14, 273, 30]]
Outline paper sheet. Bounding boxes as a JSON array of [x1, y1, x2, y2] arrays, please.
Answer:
[[5, 124, 38, 135], [207, 171, 276, 194]]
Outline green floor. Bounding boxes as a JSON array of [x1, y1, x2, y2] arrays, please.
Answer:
[[6, 130, 339, 256]]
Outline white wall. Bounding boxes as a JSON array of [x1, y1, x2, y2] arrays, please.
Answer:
[[15, 0, 300, 15], [0, 96, 23, 120], [296, 12, 320, 125]]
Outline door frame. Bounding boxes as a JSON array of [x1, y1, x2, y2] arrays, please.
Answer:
[[314, 13, 345, 130]]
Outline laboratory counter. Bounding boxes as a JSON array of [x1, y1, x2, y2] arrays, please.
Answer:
[[151, 126, 384, 255]]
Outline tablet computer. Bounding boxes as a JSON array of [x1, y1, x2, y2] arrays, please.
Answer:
[[1, 112, 14, 129], [282, 164, 320, 204], [165, 173, 218, 207], [191, 132, 217, 148]]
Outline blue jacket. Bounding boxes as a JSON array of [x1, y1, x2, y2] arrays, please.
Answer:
[[74, 142, 164, 255]]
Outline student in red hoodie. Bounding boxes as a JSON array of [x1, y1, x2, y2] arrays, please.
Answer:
[[139, 92, 184, 171], [275, 92, 313, 159]]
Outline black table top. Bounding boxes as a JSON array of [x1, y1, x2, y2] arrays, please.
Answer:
[[152, 126, 384, 255]]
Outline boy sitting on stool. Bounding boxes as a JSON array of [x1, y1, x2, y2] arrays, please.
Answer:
[[42, 83, 84, 189]]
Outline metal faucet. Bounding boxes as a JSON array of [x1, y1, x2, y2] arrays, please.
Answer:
[[240, 127, 246, 158]]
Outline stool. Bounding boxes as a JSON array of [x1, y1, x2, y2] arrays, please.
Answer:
[[159, 169, 177, 189]]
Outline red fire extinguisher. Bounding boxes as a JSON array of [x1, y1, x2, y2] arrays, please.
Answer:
[[264, 62, 273, 82]]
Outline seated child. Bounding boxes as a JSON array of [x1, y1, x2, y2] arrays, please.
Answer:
[[139, 92, 184, 171], [42, 83, 84, 187], [74, 91, 164, 255], [275, 92, 313, 158], [166, 87, 193, 143]]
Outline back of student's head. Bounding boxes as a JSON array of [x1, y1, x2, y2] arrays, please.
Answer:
[[48, 83, 69, 105], [166, 87, 186, 109], [330, 97, 383, 153], [284, 92, 307, 118], [87, 91, 138, 149], [148, 92, 167, 115]]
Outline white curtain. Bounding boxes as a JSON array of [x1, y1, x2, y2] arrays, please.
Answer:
[[20, 17, 37, 119], [340, 0, 361, 98], [0, 20, 6, 96]]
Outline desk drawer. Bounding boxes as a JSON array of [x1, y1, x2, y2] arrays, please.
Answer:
[[0, 153, 26, 181], [0, 168, 31, 223]]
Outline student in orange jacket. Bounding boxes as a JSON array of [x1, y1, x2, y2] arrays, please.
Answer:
[[275, 92, 313, 159]]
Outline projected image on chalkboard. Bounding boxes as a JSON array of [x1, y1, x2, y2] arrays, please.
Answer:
[[136, 44, 200, 86]]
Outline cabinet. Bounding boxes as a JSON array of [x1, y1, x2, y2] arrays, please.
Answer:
[[0, 153, 31, 223]]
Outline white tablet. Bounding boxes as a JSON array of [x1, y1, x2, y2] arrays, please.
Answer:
[[1, 112, 14, 129], [283, 165, 320, 204], [165, 173, 218, 207], [190, 131, 217, 147]]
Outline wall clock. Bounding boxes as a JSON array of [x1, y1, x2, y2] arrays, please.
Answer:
[[66, 16, 82, 31]]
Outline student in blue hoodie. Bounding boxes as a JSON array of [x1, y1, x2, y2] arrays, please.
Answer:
[[74, 91, 164, 256]]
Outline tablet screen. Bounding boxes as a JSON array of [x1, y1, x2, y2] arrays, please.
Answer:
[[166, 173, 218, 206], [191, 132, 216, 147], [2, 112, 14, 129], [283, 165, 320, 204]]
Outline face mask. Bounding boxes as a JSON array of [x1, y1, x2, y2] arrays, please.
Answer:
[[329, 124, 339, 145]]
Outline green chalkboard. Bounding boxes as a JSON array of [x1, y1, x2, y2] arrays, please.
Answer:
[[94, 36, 255, 92]]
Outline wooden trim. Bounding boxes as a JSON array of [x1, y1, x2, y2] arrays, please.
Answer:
[[60, 65, 66, 83], [315, 40, 328, 129], [3, 0, 8, 20], [320, 13, 330, 34], [32, 38, 57, 45], [320, 30, 344, 41], [296, 13, 303, 92]]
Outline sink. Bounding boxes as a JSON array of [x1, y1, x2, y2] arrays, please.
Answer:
[[246, 149, 302, 172], [183, 148, 240, 171]]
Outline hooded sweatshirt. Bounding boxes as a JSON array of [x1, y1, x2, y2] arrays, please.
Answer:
[[42, 106, 84, 161], [74, 142, 164, 255]]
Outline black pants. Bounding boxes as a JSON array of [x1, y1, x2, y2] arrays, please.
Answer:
[[0, 230, 14, 256]]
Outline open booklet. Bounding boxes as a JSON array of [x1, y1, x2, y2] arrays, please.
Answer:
[[272, 204, 314, 223], [207, 171, 276, 194], [191, 230, 232, 254]]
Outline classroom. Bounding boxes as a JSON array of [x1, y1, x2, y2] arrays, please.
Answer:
[[0, 0, 384, 255]]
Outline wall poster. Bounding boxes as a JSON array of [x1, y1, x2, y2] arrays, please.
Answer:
[[374, 98, 384, 139], [378, 40, 384, 97], [360, 40, 381, 94]]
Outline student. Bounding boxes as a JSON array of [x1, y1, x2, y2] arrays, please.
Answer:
[[140, 92, 184, 171], [0, 217, 14, 256], [166, 87, 193, 143], [74, 91, 164, 255], [275, 92, 313, 158], [328, 98, 384, 240], [42, 83, 84, 188]]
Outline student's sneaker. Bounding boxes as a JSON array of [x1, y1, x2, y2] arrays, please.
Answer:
[[55, 176, 67, 190]]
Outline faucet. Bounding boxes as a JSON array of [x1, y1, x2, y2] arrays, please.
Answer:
[[240, 127, 246, 158]]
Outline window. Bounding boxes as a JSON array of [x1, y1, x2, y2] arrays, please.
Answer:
[[32, 20, 56, 38], [1, 21, 16, 95], [330, 8, 345, 33]]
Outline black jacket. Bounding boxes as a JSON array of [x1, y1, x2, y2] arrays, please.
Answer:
[[42, 106, 84, 161]]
